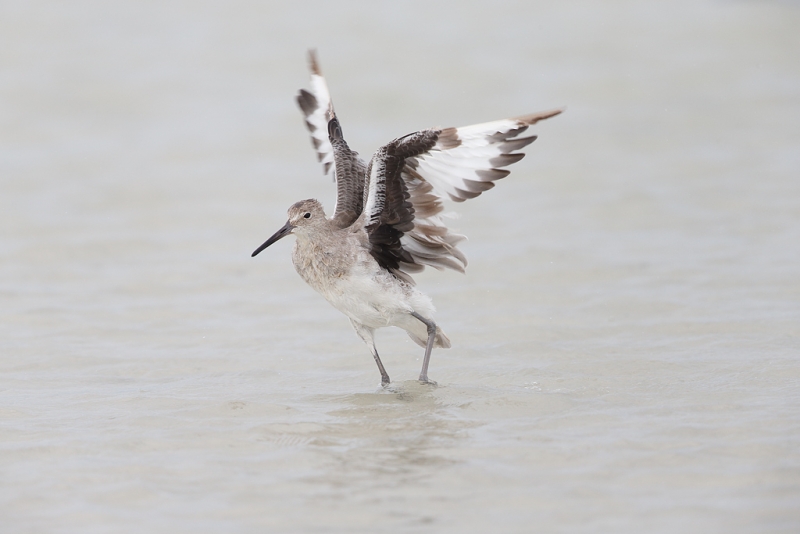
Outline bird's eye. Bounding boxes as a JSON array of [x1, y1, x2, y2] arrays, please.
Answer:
[[303, 212, 311, 219]]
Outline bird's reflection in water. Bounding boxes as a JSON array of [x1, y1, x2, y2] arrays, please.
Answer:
[[313, 382, 466, 480]]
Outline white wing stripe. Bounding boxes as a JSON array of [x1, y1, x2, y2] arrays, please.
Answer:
[[364, 156, 386, 227], [392, 109, 562, 274], [419, 157, 508, 181]]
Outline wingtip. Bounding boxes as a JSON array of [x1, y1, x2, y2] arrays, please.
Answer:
[[514, 107, 566, 125], [307, 49, 321, 75]]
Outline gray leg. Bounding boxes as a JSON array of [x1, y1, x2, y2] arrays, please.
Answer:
[[410, 312, 437, 385], [350, 320, 390, 386]]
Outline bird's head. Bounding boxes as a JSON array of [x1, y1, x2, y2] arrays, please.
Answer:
[[251, 199, 327, 257]]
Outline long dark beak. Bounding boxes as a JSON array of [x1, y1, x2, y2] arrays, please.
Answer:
[[251, 220, 294, 257]]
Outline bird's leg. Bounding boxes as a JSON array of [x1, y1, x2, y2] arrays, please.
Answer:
[[350, 320, 390, 386], [370, 345, 391, 386], [410, 312, 438, 385]]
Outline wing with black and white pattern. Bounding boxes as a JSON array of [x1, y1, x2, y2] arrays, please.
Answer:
[[296, 51, 369, 228], [296, 50, 335, 179], [363, 109, 563, 281]]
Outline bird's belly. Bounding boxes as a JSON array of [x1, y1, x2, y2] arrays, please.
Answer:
[[293, 246, 435, 329], [321, 272, 437, 332], [321, 273, 410, 328]]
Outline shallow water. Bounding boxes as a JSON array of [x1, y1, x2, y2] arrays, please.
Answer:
[[1, 1, 799, 532]]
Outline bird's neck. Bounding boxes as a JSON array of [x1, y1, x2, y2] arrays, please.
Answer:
[[291, 227, 351, 290]]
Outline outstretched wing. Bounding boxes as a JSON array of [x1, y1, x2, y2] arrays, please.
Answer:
[[363, 109, 563, 281], [296, 50, 368, 228], [296, 50, 335, 178]]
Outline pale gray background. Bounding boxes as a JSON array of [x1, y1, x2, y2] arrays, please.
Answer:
[[1, 1, 798, 532]]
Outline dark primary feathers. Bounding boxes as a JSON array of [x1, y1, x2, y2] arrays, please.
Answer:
[[363, 130, 440, 274], [327, 117, 367, 228]]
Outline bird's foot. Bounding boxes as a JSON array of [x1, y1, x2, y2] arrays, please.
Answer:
[[418, 375, 438, 386]]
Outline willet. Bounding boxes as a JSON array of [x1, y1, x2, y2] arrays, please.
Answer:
[[252, 51, 562, 385]]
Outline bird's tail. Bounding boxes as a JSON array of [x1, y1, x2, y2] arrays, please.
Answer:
[[406, 325, 450, 349]]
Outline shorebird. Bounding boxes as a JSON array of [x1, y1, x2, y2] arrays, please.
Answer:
[[252, 51, 562, 386]]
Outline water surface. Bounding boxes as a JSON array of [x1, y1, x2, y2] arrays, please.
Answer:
[[1, 1, 799, 532]]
